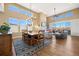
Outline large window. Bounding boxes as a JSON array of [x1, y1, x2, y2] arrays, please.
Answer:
[[52, 22, 71, 28], [9, 25, 18, 33], [8, 18, 19, 25], [8, 5, 32, 17], [54, 12, 74, 20], [9, 18, 19, 33], [8, 18, 32, 33], [8, 5, 33, 33]]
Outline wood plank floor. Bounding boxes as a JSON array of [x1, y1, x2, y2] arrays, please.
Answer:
[[33, 35, 79, 56], [13, 35, 79, 56]]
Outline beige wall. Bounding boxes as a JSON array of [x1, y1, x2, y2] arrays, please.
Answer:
[[39, 13, 47, 30], [0, 12, 8, 25]]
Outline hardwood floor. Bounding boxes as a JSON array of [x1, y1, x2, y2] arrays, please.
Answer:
[[13, 35, 79, 56], [33, 35, 79, 56]]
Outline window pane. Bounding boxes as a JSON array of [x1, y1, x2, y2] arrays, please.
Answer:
[[54, 12, 74, 20], [8, 18, 19, 25], [20, 25, 27, 32], [19, 20, 32, 25], [52, 22, 71, 28], [9, 25, 18, 33], [8, 5, 32, 17], [26, 19, 32, 25], [19, 20, 27, 25]]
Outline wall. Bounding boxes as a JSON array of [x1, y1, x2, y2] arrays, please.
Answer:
[[70, 20, 79, 36], [0, 12, 7, 25], [39, 13, 47, 30], [0, 3, 4, 12], [46, 17, 53, 29]]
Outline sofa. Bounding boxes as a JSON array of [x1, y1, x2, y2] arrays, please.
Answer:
[[55, 32, 67, 39]]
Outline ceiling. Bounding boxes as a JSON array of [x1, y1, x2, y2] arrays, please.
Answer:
[[18, 3, 79, 16]]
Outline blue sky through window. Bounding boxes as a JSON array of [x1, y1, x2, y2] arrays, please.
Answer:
[[8, 5, 32, 17], [9, 18, 19, 25], [8, 18, 32, 25], [26, 19, 32, 25], [52, 22, 71, 27], [54, 12, 74, 20], [19, 20, 27, 25]]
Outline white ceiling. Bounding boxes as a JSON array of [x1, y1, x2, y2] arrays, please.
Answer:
[[18, 3, 79, 16]]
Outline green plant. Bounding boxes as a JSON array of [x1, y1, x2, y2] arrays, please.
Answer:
[[0, 22, 10, 34]]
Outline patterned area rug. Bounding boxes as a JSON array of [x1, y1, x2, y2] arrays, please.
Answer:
[[13, 39, 52, 56]]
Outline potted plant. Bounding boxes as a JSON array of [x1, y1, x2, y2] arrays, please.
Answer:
[[0, 22, 10, 34]]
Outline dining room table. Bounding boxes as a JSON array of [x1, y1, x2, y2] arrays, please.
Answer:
[[22, 32, 43, 46]]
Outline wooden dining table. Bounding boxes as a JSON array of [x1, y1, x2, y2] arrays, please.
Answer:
[[28, 32, 38, 36], [22, 32, 41, 46]]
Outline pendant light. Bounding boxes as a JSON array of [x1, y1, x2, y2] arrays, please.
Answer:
[[54, 8, 56, 20], [53, 8, 57, 29]]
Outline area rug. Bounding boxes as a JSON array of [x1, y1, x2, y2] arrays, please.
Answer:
[[13, 39, 52, 56]]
